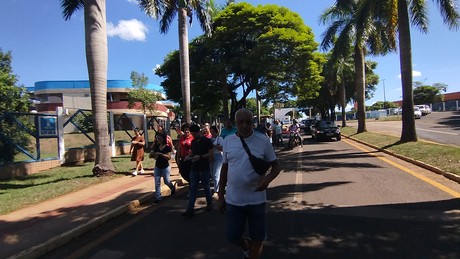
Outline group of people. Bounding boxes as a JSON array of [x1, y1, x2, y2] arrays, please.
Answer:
[[129, 109, 282, 259]]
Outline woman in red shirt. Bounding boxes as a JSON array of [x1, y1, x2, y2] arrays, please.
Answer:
[[177, 123, 193, 182]]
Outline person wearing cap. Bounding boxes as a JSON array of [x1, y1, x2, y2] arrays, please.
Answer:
[[182, 124, 214, 218]]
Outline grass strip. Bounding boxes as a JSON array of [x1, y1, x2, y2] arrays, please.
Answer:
[[0, 155, 134, 215], [341, 126, 460, 176]]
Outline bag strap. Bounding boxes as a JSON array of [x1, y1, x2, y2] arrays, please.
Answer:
[[239, 135, 253, 157]]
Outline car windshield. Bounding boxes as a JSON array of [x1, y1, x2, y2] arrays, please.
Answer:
[[319, 121, 336, 128]]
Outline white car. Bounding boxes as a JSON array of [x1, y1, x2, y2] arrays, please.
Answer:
[[414, 106, 422, 119], [415, 105, 430, 116]]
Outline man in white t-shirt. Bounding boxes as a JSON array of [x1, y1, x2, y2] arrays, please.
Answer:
[[218, 108, 281, 259]]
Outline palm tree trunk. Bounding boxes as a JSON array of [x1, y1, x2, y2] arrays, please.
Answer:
[[340, 81, 347, 127], [354, 45, 366, 133], [178, 8, 191, 124], [84, 0, 114, 175], [398, 0, 417, 142]]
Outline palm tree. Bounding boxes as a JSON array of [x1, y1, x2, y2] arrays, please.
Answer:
[[323, 54, 354, 127], [320, 0, 395, 133], [138, 0, 212, 124], [320, 0, 368, 133], [61, 0, 115, 175], [362, 0, 459, 142]]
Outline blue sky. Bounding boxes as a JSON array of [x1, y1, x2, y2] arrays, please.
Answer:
[[1, 0, 459, 106]]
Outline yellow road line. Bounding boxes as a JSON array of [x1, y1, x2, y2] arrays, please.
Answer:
[[343, 139, 460, 198]]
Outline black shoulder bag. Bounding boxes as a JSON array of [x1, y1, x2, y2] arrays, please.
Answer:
[[239, 136, 271, 176]]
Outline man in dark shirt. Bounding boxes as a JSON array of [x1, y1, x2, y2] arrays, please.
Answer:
[[182, 124, 215, 218]]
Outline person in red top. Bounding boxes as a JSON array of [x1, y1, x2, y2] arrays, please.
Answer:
[[177, 123, 194, 182], [202, 123, 212, 139]]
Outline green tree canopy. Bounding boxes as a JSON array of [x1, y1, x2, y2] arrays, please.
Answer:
[[0, 49, 32, 164], [156, 3, 324, 119], [413, 81, 447, 105], [128, 71, 162, 114]]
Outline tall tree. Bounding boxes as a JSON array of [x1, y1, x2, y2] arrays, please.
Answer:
[[413, 81, 447, 104], [320, 0, 395, 133], [61, 0, 115, 175], [128, 71, 161, 114], [0, 49, 32, 164], [138, 0, 212, 124], [363, 0, 459, 142], [157, 3, 324, 119]]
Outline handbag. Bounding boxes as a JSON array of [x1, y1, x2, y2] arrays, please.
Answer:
[[239, 136, 271, 176]]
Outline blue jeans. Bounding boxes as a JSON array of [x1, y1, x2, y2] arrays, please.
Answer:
[[154, 166, 174, 200], [187, 168, 212, 211], [211, 152, 223, 192], [226, 203, 266, 244]]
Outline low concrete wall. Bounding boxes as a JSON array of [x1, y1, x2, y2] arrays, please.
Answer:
[[0, 143, 132, 179], [0, 159, 61, 180]]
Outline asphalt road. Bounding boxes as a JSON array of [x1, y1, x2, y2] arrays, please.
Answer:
[[47, 137, 460, 259], [348, 111, 460, 146]]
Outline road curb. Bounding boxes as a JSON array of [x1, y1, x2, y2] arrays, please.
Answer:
[[343, 135, 460, 184]]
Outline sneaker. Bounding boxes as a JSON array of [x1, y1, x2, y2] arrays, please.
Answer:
[[153, 199, 161, 204], [206, 203, 214, 211], [170, 185, 176, 196], [139, 169, 145, 175], [132, 171, 138, 176], [182, 210, 195, 218]]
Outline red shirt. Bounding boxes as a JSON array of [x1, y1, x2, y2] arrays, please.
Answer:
[[179, 134, 194, 158]]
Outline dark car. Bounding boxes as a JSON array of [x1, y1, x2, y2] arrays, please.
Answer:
[[302, 119, 316, 135], [311, 120, 341, 141]]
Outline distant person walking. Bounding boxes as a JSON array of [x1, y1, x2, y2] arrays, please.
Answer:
[[273, 120, 282, 147], [130, 128, 145, 176], [210, 125, 224, 194], [182, 124, 214, 218], [218, 108, 281, 259], [220, 118, 237, 139], [151, 133, 175, 203]]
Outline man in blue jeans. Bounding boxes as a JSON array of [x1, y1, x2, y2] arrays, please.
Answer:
[[218, 108, 281, 259], [182, 124, 214, 218]]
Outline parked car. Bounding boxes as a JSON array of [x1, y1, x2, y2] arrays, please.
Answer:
[[414, 106, 422, 119], [311, 120, 341, 141], [302, 119, 316, 135], [414, 104, 431, 116]]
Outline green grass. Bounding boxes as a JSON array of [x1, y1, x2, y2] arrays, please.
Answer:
[[341, 126, 460, 176], [0, 155, 134, 215]]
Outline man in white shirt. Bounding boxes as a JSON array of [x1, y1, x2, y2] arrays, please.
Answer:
[[218, 108, 281, 259]]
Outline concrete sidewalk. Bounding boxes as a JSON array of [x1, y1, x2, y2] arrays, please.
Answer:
[[0, 161, 185, 259]]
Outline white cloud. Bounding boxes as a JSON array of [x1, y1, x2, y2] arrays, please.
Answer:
[[107, 19, 148, 41], [412, 70, 422, 77], [398, 70, 422, 78], [127, 0, 138, 4]]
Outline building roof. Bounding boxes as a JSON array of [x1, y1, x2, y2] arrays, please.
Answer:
[[32, 80, 162, 92]]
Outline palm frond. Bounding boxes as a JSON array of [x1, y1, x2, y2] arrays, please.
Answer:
[[60, 0, 84, 20], [137, 0, 165, 19], [410, 0, 429, 33], [434, 0, 460, 30]]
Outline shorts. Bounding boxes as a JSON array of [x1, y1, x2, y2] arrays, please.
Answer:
[[226, 203, 266, 244]]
